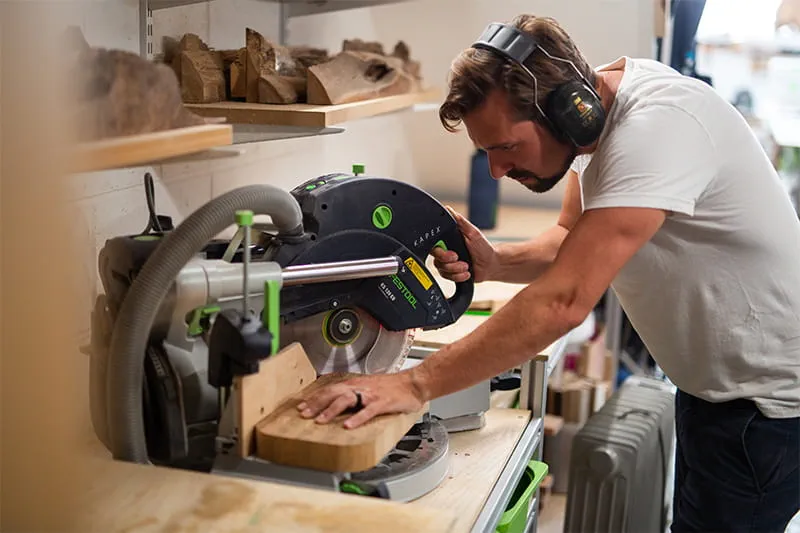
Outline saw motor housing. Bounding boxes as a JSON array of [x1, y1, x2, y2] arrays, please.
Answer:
[[89, 174, 474, 473]]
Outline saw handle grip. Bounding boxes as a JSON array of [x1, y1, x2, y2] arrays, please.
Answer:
[[433, 226, 475, 320]]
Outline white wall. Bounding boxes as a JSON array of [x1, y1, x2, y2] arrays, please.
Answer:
[[68, 0, 654, 340]]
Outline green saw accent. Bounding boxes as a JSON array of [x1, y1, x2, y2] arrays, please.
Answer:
[[352, 164, 365, 176], [433, 239, 448, 251], [465, 309, 492, 317], [320, 311, 362, 347], [262, 280, 281, 355], [235, 209, 254, 227], [372, 205, 393, 229], [340, 481, 369, 495], [305, 184, 316, 190], [321, 312, 335, 346], [187, 305, 221, 336]]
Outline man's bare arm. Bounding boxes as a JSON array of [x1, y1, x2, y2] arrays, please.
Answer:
[[490, 169, 583, 284], [410, 205, 666, 401]]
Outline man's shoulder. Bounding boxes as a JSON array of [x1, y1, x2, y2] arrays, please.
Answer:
[[594, 55, 673, 74]]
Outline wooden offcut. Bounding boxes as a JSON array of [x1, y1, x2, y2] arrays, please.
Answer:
[[230, 48, 247, 99], [307, 50, 417, 105], [289, 45, 330, 72], [180, 50, 227, 103], [245, 28, 268, 103], [234, 342, 317, 458], [392, 41, 422, 80], [255, 372, 428, 473], [71, 49, 212, 142], [258, 73, 306, 104], [245, 27, 302, 103], [343, 38, 385, 55], [164, 33, 210, 86]]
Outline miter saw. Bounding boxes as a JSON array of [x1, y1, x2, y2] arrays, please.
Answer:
[[87, 172, 475, 501]]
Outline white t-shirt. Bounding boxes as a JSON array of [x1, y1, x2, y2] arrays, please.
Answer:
[[571, 56, 800, 418]]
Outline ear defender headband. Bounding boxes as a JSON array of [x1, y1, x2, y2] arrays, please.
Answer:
[[472, 22, 606, 147]]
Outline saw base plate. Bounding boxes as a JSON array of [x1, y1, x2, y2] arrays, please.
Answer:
[[211, 418, 449, 502]]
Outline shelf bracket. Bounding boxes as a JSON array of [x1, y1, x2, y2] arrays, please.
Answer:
[[139, 0, 154, 60], [278, 1, 288, 45]]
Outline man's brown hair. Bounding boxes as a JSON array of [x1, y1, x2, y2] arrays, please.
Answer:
[[438, 14, 596, 133]]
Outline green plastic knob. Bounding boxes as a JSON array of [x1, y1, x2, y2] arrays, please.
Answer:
[[352, 164, 365, 176], [372, 205, 393, 229], [235, 209, 254, 226]]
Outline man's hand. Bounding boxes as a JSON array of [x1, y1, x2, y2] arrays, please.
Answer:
[[296, 370, 425, 429], [432, 206, 498, 283]]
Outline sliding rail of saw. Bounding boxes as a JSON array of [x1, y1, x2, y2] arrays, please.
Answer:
[[208, 210, 436, 499]]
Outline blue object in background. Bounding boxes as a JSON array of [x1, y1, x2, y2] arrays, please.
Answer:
[[468, 149, 499, 230]]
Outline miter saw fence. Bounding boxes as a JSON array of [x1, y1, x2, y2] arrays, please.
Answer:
[[88, 174, 474, 497]]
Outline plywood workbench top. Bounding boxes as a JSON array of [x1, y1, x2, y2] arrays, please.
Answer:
[[77, 406, 530, 533], [78, 455, 461, 533]]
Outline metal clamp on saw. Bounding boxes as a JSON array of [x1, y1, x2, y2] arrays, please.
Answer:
[[87, 173, 474, 501]]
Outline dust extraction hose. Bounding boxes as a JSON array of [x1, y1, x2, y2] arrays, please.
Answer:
[[106, 184, 304, 463]]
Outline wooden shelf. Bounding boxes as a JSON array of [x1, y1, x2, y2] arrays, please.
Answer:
[[71, 124, 233, 173], [184, 87, 441, 129]]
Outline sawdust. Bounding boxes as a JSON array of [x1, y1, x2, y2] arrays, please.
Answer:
[[194, 481, 256, 520], [156, 480, 258, 533]]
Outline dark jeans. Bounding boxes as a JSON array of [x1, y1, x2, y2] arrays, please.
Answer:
[[672, 390, 800, 533]]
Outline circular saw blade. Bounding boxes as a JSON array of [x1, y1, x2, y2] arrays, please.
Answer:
[[280, 307, 416, 375]]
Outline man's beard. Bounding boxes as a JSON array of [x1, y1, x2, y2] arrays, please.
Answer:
[[507, 147, 577, 193]]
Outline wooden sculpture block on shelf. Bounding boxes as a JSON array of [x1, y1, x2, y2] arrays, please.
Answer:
[[66, 27, 220, 144], [163, 33, 228, 104], [164, 28, 426, 108]]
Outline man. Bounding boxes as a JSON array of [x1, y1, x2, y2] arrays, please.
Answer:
[[297, 14, 800, 532]]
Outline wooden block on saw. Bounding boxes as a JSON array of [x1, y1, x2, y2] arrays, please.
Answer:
[[255, 373, 428, 473], [234, 342, 317, 458]]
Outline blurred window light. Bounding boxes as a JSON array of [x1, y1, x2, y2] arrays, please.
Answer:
[[696, 0, 783, 41]]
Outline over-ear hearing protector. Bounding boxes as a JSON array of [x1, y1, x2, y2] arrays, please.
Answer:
[[472, 22, 606, 148]]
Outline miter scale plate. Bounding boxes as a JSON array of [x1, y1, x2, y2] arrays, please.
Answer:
[[349, 417, 450, 502]]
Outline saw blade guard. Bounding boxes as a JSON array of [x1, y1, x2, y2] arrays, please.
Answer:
[[266, 174, 476, 337]]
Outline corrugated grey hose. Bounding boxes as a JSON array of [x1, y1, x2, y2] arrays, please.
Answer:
[[106, 184, 304, 463]]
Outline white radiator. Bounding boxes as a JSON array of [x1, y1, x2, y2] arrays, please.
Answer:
[[563, 376, 676, 533]]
